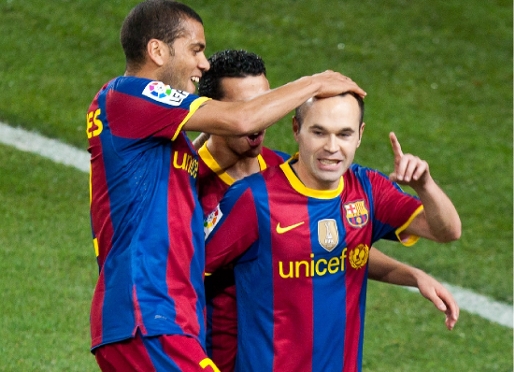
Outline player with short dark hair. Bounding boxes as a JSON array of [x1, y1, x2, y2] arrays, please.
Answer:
[[87, 0, 365, 370], [204, 93, 461, 371], [197, 50, 288, 371]]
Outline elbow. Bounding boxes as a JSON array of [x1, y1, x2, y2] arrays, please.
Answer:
[[232, 117, 264, 136], [436, 219, 462, 243], [449, 217, 462, 241]]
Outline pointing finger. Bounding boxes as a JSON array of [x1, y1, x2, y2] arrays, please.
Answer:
[[389, 132, 404, 157]]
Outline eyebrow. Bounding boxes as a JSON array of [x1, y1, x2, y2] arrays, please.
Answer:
[[191, 42, 206, 50], [309, 124, 355, 133]]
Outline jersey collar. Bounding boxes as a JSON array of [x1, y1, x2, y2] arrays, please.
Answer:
[[199, 143, 267, 186], [280, 153, 344, 199]]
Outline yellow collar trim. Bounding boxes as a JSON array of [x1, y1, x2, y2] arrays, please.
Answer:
[[199, 143, 266, 186], [279, 154, 344, 199]]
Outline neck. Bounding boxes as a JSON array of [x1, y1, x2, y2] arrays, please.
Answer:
[[290, 160, 340, 191]]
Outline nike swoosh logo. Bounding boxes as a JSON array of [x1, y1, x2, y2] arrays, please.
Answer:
[[276, 221, 305, 234]]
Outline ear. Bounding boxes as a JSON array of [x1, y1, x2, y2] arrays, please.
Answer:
[[292, 116, 300, 142], [146, 39, 168, 67], [357, 122, 365, 148]]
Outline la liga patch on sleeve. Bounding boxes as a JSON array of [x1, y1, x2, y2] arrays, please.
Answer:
[[142, 81, 188, 106]]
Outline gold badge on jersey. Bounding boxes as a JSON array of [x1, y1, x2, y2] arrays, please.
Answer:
[[349, 244, 369, 269], [343, 200, 369, 228], [318, 219, 339, 252]]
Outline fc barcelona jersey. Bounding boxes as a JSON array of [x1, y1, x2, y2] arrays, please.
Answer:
[[87, 76, 210, 350], [198, 143, 288, 371], [197, 144, 289, 215], [205, 156, 423, 372]]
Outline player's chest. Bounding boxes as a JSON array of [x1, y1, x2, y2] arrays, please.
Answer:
[[259, 194, 372, 261], [170, 134, 199, 180]]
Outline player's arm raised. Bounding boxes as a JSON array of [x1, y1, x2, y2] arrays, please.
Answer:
[[388, 132, 461, 243], [185, 71, 366, 136]]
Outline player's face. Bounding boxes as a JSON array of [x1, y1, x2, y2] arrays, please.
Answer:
[[217, 74, 270, 158], [293, 95, 364, 190], [159, 18, 210, 94]]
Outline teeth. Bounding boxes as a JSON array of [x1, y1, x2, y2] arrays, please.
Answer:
[[320, 159, 338, 165], [191, 77, 199, 83]]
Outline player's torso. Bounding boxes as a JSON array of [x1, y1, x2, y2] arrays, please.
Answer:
[[234, 165, 373, 371], [197, 145, 286, 215], [88, 77, 206, 348]]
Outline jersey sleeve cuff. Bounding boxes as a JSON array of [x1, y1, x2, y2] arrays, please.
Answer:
[[395, 205, 424, 247], [172, 96, 212, 141]]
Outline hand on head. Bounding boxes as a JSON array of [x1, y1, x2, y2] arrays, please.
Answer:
[[313, 71, 366, 99]]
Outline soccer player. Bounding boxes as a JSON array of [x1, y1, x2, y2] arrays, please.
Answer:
[[204, 92, 461, 371], [199, 50, 459, 371], [86, 1, 365, 370], [197, 49, 289, 372]]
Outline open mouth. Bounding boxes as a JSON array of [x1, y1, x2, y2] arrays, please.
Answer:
[[247, 132, 264, 146]]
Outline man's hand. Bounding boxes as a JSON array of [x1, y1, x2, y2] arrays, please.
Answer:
[[192, 132, 210, 150], [313, 70, 367, 99], [388, 132, 431, 189], [415, 269, 460, 330]]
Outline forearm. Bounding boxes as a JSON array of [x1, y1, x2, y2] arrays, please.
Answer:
[[368, 248, 418, 287], [186, 76, 320, 136], [185, 71, 365, 136], [412, 178, 461, 242]]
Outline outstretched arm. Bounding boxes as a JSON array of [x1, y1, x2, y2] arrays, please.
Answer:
[[185, 71, 366, 136], [388, 132, 461, 242], [368, 247, 459, 330]]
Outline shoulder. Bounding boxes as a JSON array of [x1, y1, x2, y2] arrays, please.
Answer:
[[261, 147, 290, 163]]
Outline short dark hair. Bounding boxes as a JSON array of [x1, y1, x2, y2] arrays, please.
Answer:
[[120, 0, 203, 69], [295, 92, 365, 128], [198, 49, 266, 100]]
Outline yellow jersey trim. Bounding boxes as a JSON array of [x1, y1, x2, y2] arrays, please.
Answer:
[[198, 143, 235, 186], [198, 144, 268, 186], [395, 205, 424, 246], [279, 154, 343, 199], [93, 238, 99, 257], [257, 154, 267, 171], [172, 96, 211, 141]]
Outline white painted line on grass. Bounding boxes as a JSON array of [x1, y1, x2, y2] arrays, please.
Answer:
[[0, 121, 512, 329], [0, 122, 90, 173], [405, 283, 513, 328]]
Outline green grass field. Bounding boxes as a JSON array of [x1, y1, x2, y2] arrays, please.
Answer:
[[0, 0, 512, 371]]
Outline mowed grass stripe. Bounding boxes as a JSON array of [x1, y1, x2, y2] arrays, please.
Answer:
[[1, 121, 512, 329]]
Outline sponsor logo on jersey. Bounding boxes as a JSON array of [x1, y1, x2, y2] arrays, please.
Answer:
[[318, 219, 339, 252], [348, 244, 369, 269], [278, 249, 348, 279], [343, 200, 369, 228], [276, 221, 304, 234], [142, 81, 188, 106], [204, 205, 222, 239], [173, 151, 198, 178]]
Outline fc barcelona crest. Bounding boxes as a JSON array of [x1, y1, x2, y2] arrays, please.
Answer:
[[343, 200, 369, 228], [318, 219, 339, 252]]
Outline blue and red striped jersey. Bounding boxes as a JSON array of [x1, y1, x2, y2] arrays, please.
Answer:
[[198, 143, 288, 371], [198, 144, 289, 216], [87, 76, 210, 351], [205, 156, 423, 372]]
